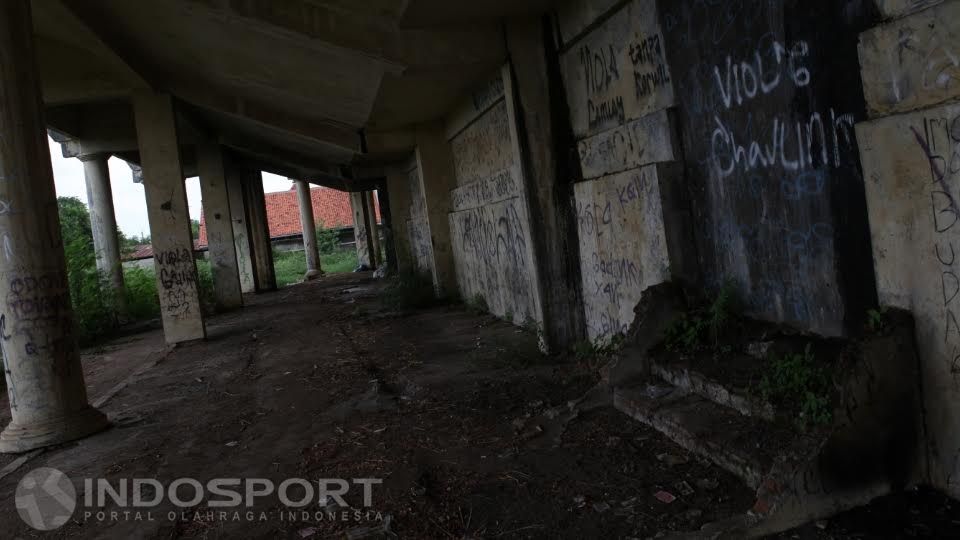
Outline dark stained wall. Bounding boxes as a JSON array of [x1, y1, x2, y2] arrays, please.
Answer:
[[659, 0, 881, 335]]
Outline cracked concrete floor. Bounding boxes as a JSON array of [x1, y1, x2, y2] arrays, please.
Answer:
[[0, 273, 754, 539]]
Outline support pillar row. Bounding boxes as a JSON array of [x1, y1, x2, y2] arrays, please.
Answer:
[[0, 0, 108, 452]]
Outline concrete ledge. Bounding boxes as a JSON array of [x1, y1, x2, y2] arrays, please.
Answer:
[[650, 362, 775, 421], [613, 383, 770, 489]]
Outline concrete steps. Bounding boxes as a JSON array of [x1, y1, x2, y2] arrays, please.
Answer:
[[649, 361, 775, 421], [613, 382, 774, 489], [610, 307, 925, 537]]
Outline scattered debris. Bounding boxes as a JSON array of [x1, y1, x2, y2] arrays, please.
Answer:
[[654, 490, 677, 504], [675, 481, 694, 496], [746, 341, 773, 359], [656, 453, 689, 467], [593, 502, 611, 513], [696, 478, 719, 491]]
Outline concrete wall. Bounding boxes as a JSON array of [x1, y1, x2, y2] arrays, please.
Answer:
[[557, 0, 689, 343], [405, 158, 435, 276], [446, 70, 545, 326], [856, 0, 960, 499], [658, 0, 881, 336]]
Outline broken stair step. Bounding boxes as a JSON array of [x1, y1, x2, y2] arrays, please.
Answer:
[[651, 362, 775, 421], [614, 382, 784, 490]]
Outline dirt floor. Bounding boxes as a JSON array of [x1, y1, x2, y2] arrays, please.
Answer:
[[0, 273, 956, 539], [0, 273, 753, 539]]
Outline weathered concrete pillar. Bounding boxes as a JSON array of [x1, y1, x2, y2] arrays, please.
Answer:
[[133, 92, 206, 343], [197, 142, 243, 310], [414, 124, 458, 295], [504, 19, 587, 350], [81, 153, 127, 319], [225, 163, 255, 293], [385, 170, 413, 272], [0, 0, 109, 452], [294, 179, 323, 280], [376, 180, 397, 273], [350, 191, 375, 269], [364, 191, 382, 268], [242, 173, 276, 291]]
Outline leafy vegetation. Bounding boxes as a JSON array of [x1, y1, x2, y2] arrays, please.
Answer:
[[759, 344, 834, 429], [122, 267, 160, 321], [866, 306, 889, 334], [574, 334, 624, 370], [272, 249, 359, 287], [664, 281, 738, 354], [60, 197, 120, 344], [315, 223, 342, 255]]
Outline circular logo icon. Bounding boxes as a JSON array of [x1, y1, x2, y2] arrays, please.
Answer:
[[15, 467, 76, 531]]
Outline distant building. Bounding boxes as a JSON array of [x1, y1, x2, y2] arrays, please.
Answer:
[[124, 185, 378, 267]]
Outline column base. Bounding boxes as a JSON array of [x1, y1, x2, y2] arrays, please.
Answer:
[[303, 269, 324, 281], [0, 406, 110, 453]]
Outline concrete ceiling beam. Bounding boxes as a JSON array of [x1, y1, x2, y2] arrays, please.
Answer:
[[180, 0, 504, 69]]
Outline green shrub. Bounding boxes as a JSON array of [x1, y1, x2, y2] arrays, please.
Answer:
[[272, 250, 307, 287], [321, 250, 359, 274], [759, 344, 833, 429], [315, 225, 341, 255], [866, 306, 889, 334], [664, 281, 737, 354], [123, 267, 160, 321], [271, 248, 359, 287], [194, 258, 216, 314], [59, 197, 118, 344]]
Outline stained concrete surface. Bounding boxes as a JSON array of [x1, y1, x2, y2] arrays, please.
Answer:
[[0, 273, 755, 538]]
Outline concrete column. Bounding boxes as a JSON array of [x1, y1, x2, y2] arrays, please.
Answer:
[[414, 124, 458, 295], [364, 191, 381, 269], [376, 180, 397, 274], [0, 0, 109, 452], [294, 179, 323, 280], [242, 173, 276, 291], [350, 191, 374, 269], [81, 153, 127, 320], [504, 21, 589, 350], [133, 92, 206, 343], [385, 171, 413, 271], [225, 163, 255, 293], [197, 142, 243, 310]]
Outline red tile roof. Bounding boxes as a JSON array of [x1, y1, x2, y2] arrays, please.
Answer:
[[198, 185, 377, 247]]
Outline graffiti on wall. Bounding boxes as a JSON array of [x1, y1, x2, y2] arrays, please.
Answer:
[[575, 166, 671, 341], [447, 84, 541, 325], [560, 0, 675, 139], [858, 100, 960, 498], [660, 0, 878, 335], [449, 199, 539, 323]]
